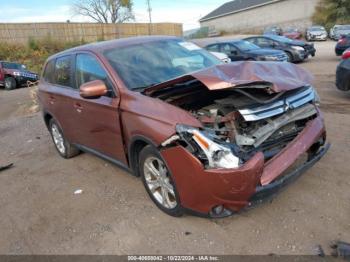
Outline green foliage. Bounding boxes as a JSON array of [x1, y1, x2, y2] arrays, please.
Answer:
[[0, 36, 86, 73], [312, 0, 350, 30], [186, 27, 209, 39]]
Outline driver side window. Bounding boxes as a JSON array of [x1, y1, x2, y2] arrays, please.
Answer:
[[221, 44, 238, 55], [257, 38, 273, 47], [75, 53, 113, 96]]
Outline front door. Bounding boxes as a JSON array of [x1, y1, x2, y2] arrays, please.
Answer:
[[71, 53, 127, 164]]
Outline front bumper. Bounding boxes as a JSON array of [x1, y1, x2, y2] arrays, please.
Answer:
[[250, 143, 330, 205], [161, 114, 327, 218], [14, 76, 38, 86], [309, 35, 327, 41]]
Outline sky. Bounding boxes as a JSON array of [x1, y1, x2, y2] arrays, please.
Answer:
[[0, 0, 228, 30]]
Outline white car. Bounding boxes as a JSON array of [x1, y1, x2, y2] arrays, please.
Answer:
[[210, 51, 231, 63]]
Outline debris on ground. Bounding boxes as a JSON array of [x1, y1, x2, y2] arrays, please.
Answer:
[[331, 241, 350, 261], [314, 244, 325, 257], [0, 163, 14, 173], [74, 189, 83, 195]]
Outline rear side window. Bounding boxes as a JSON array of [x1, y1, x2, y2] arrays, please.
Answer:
[[54, 56, 72, 87], [43, 60, 55, 83], [206, 44, 220, 52]]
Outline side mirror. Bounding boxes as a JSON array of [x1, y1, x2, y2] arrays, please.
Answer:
[[80, 80, 108, 99], [230, 50, 238, 55]]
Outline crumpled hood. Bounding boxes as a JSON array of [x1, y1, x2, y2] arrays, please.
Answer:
[[145, 61, 314, 94]]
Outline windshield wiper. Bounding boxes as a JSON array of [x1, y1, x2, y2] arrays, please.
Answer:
[[132, 83, 158, 92]]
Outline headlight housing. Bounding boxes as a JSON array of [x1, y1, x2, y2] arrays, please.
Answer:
[[13, 71, 21, 76], [291, 46, 305, 52], [176, 125, 240, 169], [312, 86, 321, 106]]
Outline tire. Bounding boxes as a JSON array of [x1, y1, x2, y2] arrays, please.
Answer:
[[139, 145, 183, 217], [49, 119, 80, 159], [4, 77, 17, 90], [286, 52, 294, 63]]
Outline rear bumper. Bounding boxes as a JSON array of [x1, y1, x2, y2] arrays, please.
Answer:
[[161, 114, 327, 218], [336, 62, 350, 91], [336, 47, 347, 56]]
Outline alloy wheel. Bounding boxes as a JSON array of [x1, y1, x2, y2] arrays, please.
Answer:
[[143, 156, 177, 209], [51, 123, 66, 154]]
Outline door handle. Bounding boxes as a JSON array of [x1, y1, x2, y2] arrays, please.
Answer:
[[74, 103, 83, 113], [49, 95, 55, 105]]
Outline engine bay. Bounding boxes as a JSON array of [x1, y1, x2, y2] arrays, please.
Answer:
[[149, 79, 318, 163]]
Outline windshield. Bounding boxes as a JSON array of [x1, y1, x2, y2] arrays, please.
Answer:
[[285, 28, 298, 33], [339, 25, 350, 30], [104, 39, 221, 91], [2, 62, 24, 70], [268, 35, 294, 43], [234, 40, 260, 51], [310, 27, 325, 31]]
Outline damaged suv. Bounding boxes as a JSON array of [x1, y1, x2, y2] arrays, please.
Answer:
[[38, 36, 329, 218]]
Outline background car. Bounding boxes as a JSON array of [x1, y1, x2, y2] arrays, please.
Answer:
[[305, 25, 328, 41], [330, 25, 341, 40], [0, 61, 38, 90], [336, 49, 350, 91], [283, 27, 302, 40], [263, 25, 283, 36], [332, 25, 350, 41], [205, 40, 288, 62], [210, 51, 231, 63], [335, 35, 350, 56], [244, 35, 316, 63]]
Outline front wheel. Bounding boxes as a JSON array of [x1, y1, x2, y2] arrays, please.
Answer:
[[139, 145, 183, 217], [4, 77, 17, 90], [286, 52, 294, 63]]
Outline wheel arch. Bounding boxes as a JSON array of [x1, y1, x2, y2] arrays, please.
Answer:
[[43, 111, 53, 129], [128, 135, 159, 177]]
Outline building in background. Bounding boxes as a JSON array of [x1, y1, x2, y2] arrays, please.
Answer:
[[199, 0, 321, 34]]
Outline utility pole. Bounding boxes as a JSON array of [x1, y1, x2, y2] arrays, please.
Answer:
[[146, 0, 152, 35]]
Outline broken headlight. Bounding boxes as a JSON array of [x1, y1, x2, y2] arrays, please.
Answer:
[[176, 124, 240, 169], [312, 86, 321, 106]]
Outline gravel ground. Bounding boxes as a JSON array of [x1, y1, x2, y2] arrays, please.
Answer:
[[0, 40, 349, 255]]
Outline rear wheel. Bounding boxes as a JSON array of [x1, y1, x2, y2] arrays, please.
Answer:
[[139, 145, 183, 217], [49, 119, 80, 159], [4, 77, 17, 90]]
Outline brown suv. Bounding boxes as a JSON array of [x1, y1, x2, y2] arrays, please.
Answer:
[[38, 36, 329, 218]]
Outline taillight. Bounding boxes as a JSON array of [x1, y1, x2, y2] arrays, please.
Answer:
[[342, 51, 350, 60], [338, 38, 346, 45]]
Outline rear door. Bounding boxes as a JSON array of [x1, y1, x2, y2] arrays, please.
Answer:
[[71, 52, 127, 164], [39, 55, 79, 142]]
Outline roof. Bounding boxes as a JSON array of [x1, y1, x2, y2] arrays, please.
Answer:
[[200, 0, 283, 22], [48, 36, 180, 60]]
